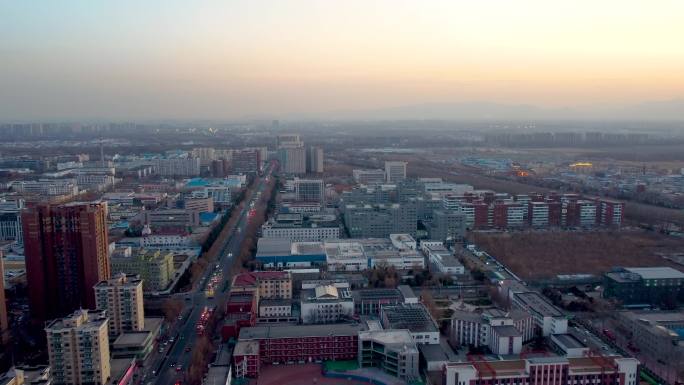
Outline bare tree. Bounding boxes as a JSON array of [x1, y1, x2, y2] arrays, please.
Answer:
[[162, 298, 184, 322]]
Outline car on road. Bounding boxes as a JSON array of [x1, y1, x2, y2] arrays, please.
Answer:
[[175, 365, 182, 372], [170, 362, 176, 367], [228, 252, 232, 257], [185, 347, 191, 352]]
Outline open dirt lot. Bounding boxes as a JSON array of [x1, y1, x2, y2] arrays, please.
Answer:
[[470, 230, 684, 281]]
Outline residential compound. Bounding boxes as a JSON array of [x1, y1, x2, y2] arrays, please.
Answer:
[[341, 179, 625, 236], [442, 192, 625, 230], [45, 310, 111, 385], [22, 201, 111, 322], [255, 234, 425, 270], [94, 274, 145, 338], [154, 156, 200, 177], [109, 248, 175, 292]]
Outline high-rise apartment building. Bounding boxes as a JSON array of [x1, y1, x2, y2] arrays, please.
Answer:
[[45, 309, 111, 385], [384, 161, 407, 183], [94, 273, 145, 338], [110, 249, 175, 292], [277, 134, 306, 174], [306, 146, 324, 173], [154, 157, 201, 177], [232, 149, 261, 174], [278, 146, 306, 175], [294, 178, 324, 202], [22, 202, 110, 322]]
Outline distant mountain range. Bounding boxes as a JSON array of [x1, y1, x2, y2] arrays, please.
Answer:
[[323, 99, 684, 121]]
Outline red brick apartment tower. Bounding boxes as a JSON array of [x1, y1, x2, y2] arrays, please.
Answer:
[[473, 201, 490, 229], [598, 199, 625, 227], [492, 202, 509, 229], [547, 200, 562, 226], [22, 202, 110, 323]]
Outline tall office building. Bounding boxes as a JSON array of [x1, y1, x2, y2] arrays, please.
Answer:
[[94, 273, 145, 338], [45, 309, 111, 385], [22, 202, 110, 322], [276, 134, 301, 148], [385, 161, 407, 183], [294, 178, 324, 202], [307, 146, 324, 173], [278, 135, 306, 175]]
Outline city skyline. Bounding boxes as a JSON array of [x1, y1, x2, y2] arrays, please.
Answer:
[[2, 1, 684, 120]]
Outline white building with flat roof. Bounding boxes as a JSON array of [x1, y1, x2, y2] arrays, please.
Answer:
[[385, 161, 407, 183]]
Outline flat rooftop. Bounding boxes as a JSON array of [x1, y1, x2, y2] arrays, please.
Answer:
[[418, 344, 450, 362], [256, 238, 292, 256], [204, 367, 230, 384], [625, 267, 684, 280], [552, 333, 586, 349], [381, 303, 438, 333], [112, 331, 152, 347], [259, 299, 292, 307], [398, 285, 417, 301], [239, 324, 363, 340], [324, 241, 365, 259], [359, 329, 416, 347], [514, 291, 564, 317], [492, 325, 521, 337], [353, 288, 402, 301], [293, 242, 326, 254], [234, 340, 259, 356]]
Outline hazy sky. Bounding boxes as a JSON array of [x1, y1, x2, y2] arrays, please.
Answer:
[[2, 0, 683, 120]]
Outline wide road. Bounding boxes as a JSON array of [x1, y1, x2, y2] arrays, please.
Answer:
[[149, 165, 274, 385]]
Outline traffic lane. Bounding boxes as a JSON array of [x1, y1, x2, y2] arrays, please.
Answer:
[[152, 172, 271, 384], [155, 300, 203, 384], [155, 219, 247, 381]]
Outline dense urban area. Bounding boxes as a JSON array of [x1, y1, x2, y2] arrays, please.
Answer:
[[0, 122, 683, 385]]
